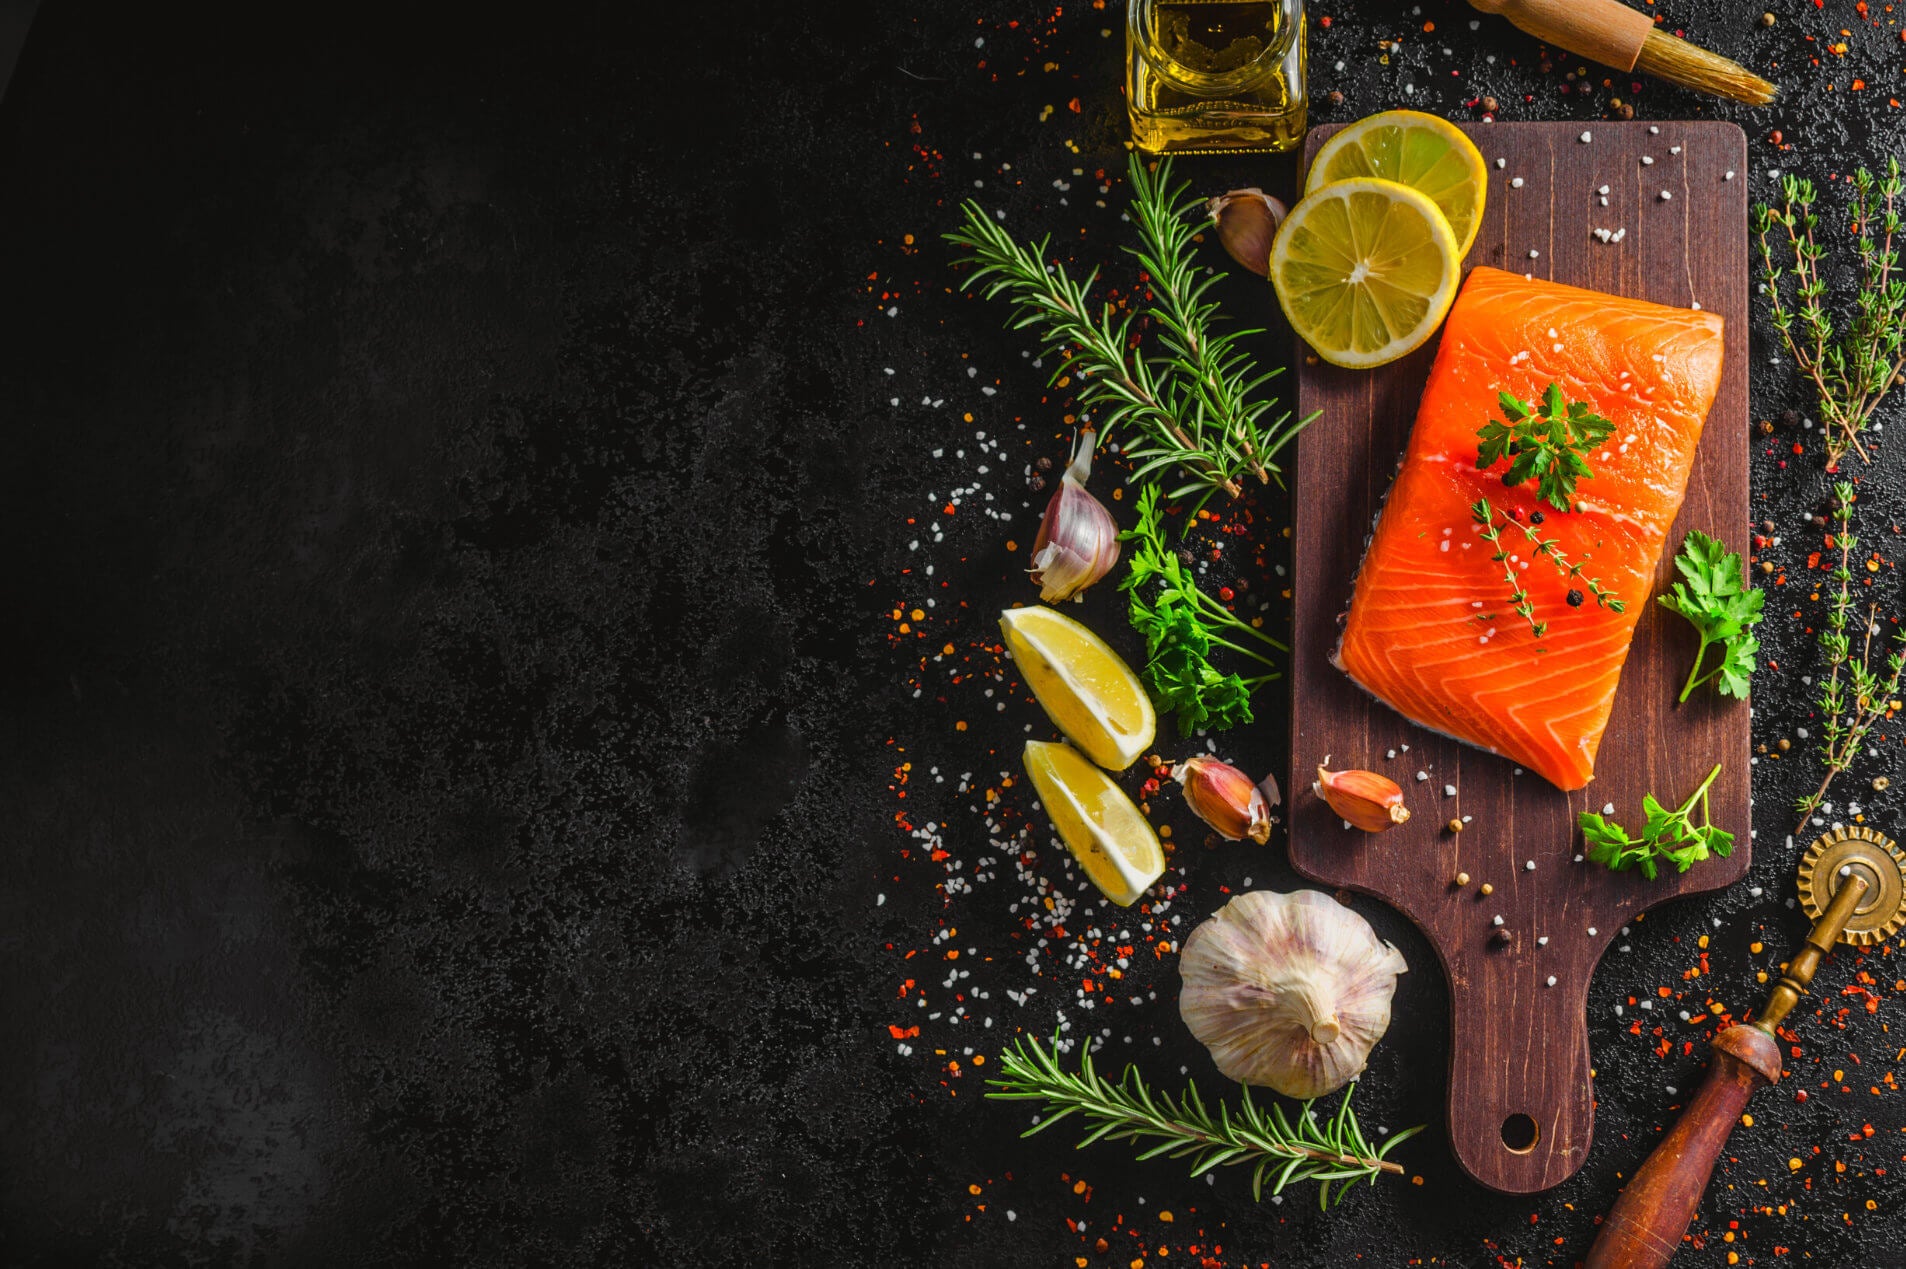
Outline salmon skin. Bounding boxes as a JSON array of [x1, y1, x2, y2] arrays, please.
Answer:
[[1333, 266, 1726, 791]]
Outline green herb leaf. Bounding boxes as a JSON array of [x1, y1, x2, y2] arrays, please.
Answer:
[[1476, 383, 1614, 512], [1658, 530, 1765, 703], [1119, 484, 1282, 735], [1580, 765, 1730, 882]]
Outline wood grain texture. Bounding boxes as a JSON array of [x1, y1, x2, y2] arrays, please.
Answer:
[[1288, 121, 1751, 1194], [1582, 1026, 1781, 1269]]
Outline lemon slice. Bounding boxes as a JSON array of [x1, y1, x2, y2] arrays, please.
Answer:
[[999, 606, 1155, 771], [1306, 110, 1488, 257], [1270, 177, 1461, 370], [1022, 740, 1165, 907]]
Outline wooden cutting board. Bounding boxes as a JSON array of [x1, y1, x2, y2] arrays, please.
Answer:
[[1287, 121, 1751, 1194]]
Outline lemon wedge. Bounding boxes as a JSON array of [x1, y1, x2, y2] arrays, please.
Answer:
[[1022, 740, 1165, 907], [999, 606, 1155, 771], [1270, 177, 1461, 370], [1306, 109, 1488, 257]]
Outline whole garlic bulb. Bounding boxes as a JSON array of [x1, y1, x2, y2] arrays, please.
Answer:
[[1178, 889, 1407, 1099]]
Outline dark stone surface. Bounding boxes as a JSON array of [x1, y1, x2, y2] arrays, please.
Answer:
[[3, 2, 1905, 1266]]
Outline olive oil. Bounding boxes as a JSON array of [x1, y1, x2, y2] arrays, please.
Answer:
[[1126, 0, 1307, 155]]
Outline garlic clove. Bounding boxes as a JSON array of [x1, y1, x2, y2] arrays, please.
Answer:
[[1174, 754, 1274, 844], [1206, 188, 1288, 279], [1314, 765, 1410, 832], [1179, 889, 1407, 1099], [1030, 427, 1120, 603]]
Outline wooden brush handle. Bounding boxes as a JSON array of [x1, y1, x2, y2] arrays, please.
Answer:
[[1584, 1026, 1783, 1269], [1467, 0, 1655, 73]]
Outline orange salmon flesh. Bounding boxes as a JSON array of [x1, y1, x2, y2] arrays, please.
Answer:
[[1333, 266, 1726, 791]]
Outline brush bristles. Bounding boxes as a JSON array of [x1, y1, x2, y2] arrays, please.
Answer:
[[1637, 29, 1777, 106]]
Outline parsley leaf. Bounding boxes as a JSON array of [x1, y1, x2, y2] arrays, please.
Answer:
[[1475, 383, 1615, 512], [1658, 530, 1765, 703], [1119, 484, 1282, 735], [1580, 765, 1731, 882]]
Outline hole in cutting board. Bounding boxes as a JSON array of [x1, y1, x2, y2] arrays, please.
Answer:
[[1501, 1113, 1540, 1154]]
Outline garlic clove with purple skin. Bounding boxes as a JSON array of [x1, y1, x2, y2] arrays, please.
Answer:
[[1314, 765, 1410, 833], [1174, 754, 1275, 844], [1029, 427, 1120, 603], [1206, 188, 1288, 279]]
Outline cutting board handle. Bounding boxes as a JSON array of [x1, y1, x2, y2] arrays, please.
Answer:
[[1443, 948, 1598, 1193]]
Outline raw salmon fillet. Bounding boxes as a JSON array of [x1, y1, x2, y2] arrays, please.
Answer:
[[1334, 266, 1726, 791]]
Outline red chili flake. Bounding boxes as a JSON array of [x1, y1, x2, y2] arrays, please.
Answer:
[[1319, 14, 1331, 26], [1218, 586, 1236, 602], [888, 1024, 921, 1039]]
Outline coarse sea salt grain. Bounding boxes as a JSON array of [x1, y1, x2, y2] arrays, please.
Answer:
[[1495, 157, 1507, 168], [1546, 976, 1557, 987], [1580, 130, 1592, 143], [1510, 176, 1525, 188], [1660, 190, 1673, 201]]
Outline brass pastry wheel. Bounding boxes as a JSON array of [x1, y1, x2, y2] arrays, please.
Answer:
[[1586, 826, 1906, 1268], [1796, 825, 1906, 946]]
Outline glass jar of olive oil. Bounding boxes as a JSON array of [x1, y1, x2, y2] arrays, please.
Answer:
[[1126, 0, 1307, 155]]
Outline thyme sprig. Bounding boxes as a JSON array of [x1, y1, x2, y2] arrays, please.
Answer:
[[1473, 499, 1542, 637], [1795, 481, 1906, 830], [947, 154, 1314, 508], [988, 1033, 1422, 1210], [1754, 162, 1906, 468], [1471, 497, 1624, 638]]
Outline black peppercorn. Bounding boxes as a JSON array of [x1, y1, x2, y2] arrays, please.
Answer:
[[1035, 455, 1054, 471], [1566, 589, 1585, 607], [1327, 89, 1344, 106], [1028, 474, 1047, 493], [1779, 409, 1800, 428], [1529, 510, 1545, 525], [1618, 104, 1634, 120]]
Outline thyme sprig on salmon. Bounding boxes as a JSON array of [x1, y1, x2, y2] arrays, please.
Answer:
[[1471, 497, 1625, 638]]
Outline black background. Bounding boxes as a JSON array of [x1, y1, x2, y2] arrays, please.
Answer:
[[4, 3, 1906, 1266]]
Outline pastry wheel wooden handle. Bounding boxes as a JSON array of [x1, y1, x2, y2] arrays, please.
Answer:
[[1584, 872, 1871, 1268]]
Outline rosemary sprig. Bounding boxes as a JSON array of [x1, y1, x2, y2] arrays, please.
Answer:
[[1126, 158, 1306, 492], [1795, 481, 1906, 830], [947, 155, 1314, 508], [1754, 162, 1906, 468], [1471, 497, 1624, 638], [988, 1033, 1422, 1210]]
